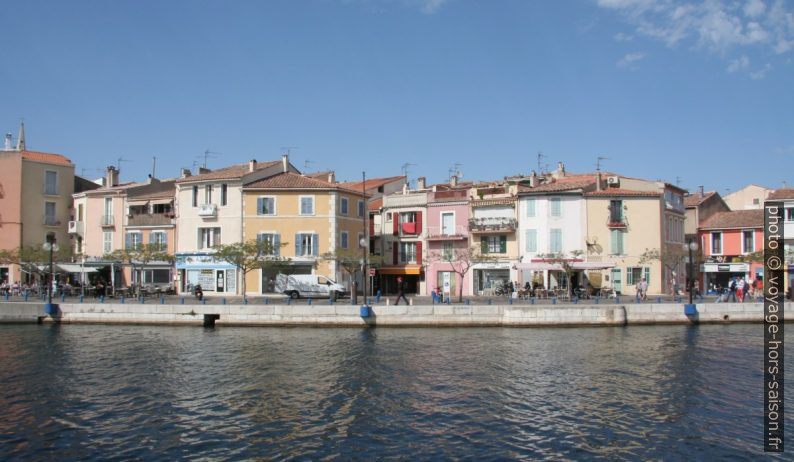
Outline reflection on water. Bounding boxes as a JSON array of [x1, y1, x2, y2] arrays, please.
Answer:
[[0, 324, 789, 460]]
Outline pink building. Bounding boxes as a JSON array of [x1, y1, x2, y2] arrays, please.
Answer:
[[697, 209, 763, 292], [424, 189, 471, 299]]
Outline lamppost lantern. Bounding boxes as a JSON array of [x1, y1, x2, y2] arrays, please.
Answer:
[[359, 238, 367, 249]]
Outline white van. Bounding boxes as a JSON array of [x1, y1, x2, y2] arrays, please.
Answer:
[[275, 274, 347, 300]]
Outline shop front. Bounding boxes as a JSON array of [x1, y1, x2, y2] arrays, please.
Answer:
[[176, 253, 237, 294], [260, 262, 314, 294], [472, 263, 512, 295], [700, 262, 750, 292], [378, 265, 423, 295]]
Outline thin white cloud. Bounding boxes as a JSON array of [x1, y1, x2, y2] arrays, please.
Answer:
[[614, 32, 634, 41], [596, 0, 794, 77], [617, 51, 647, 69], [418, 0, 448, 14], [727, 54, 750, 72], [750, 62, 772, 78]]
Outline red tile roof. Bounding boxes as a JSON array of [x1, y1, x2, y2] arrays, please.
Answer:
[[700, 210, 763, 229], [518, 176, 597, 193], [368, 197, 383, 211], [768, 188, 794, 200], [684, 191, 717, 207], [338, 176, 406, 191], [245, 172, 366, 195], [21, 150, 72, 166], [175, 160, 281, 183], [585, 188, 662, 197]]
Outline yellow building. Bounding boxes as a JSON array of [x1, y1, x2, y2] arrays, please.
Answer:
[[242, 172, 367, 296]]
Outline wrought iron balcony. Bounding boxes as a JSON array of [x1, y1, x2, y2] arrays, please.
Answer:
[[198, 203, 218, 217], [127, 213, 175, 226], [468, 217, 517, 233], [425, 225, 468, 240]]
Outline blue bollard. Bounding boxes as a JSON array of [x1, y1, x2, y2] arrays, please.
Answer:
[[595, 296, 599, 304], [265, 298, 269, 305], [574, 298, 579, 304], [4, 293, 8, 301], [376, 290, 381, 303], [244, 297, 248, 305], [530, 297, 535, 305], [80, 295, 84, 303], [24, 293, 29, 302], [121, 296, 125, 304], [60, 293, 65, 302], [308, 298, 312, 305], [160, 297, 165, 304], [287, 298, 291, 305], [222, 298, 226, 305], [616, 296, 620, 304], [100, 295, 105, 303], [657, 296, 662, 303], [552, 297, 557, 305], [488, 298, 492, 305], [202, 299, 206, 305], [465, 299, 470, 305], [140, 296, 145, 304], [328, 297, 333, 305], [508, 297, 513, 305], [180, 297, 185, 304]]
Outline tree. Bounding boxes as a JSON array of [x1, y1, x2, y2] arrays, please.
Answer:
[[426, 244, 494, 302], [17, 244, 74, 285], [321, 248, 385, 295], [213, 239, 289, 296], [105, 243, 173, 297], [537, 250, 584, 299], [639, 243, 689, 295]]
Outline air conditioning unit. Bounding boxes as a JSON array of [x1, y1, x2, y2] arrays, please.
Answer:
[[607, 176, 620, 185], [68, 221, 77, 233]]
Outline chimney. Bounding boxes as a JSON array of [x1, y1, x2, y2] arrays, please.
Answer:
[[529, 170, 538, 187], [282, 154, 288, 173], [699, 185, 704, 197], [106, 166, 119, 187], [249, 159, 257, 173], [3, 133, 12, 151], [198, 167, 211, 174], [450, 175, 458, 187], [556, 161, 565, 177], [181, 168, 192, 178], [402, 183, 409, 194], [596, 172, 602, 191], [327, 172, 335, 183], [417, 176, 426, 190]]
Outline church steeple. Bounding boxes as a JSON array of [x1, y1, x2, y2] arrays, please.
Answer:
[[16, 119, 25, 151]]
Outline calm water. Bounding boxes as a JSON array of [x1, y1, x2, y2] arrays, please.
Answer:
[[0, 324, 790, 460]]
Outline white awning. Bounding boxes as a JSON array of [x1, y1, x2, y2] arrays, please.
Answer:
[[57, 264, 98, 273], [571, 262, 615, 270], [515, 262, 563, 271], [471, 263, 512, 270]]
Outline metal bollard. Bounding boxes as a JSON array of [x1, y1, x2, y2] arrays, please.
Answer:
[[657, 296, 662, 303], [376, 290, 381, 303], [100, 295, 105, 303], [222, 298, 227, 305], [79, 295, 84, 303], [308, 298, 312, 305], [24, 293, 29, 302], [574, 298, 579, 304], [552, 297, 557, 305], [615, 296, 620, 304], [265, 298, 269, 305], [244, 297, 248, 305], [140, 296, 145, 304], [202, 299, 206, 305], [595, 296, 599, 304], [4, 293, 8, 301], [121, 296, 125, 304], [488, 298, 492, 305], [60, 293, 65, 302], [180, 297, 185, 304], [530, 297, 535, 305], [465, 299, 470, 305], [508, 297, 513, 305], [287, 298, 291, 305], [160, 297, 165, 304], [328, 297, 333, 305]]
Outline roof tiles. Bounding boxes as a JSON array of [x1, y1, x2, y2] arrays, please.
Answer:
[[700, 209, 763, 229]]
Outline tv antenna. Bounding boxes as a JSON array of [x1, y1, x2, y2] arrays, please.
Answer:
[[116, 157, 131, 172], [401, 162, 416, 179], [280, 146, 299, 156], [675, 176, 682, 186], [303, 159, 315, 171], [537, 151, 546, 174], [196, 150, 221, 169], [448, 162, 463, 181], [596, 156, 610, 172]]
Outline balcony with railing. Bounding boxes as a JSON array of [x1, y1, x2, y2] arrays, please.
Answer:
[[198, 203, 218, 217], [101, 215, 115, 227], [606, 217, 628, 229], [127, 213, 175, 226], [43, 216, 61, 227], [468, 217, 517, 233], [426, 225, 468, 240]]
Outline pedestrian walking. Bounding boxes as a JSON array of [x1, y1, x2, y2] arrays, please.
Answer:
[[394, 277, 409, 305], [728, 278, 738, 302]]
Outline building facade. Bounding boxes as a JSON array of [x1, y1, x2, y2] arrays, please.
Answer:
[[697, 209, 763, 292], [424, 188, 471, 299]]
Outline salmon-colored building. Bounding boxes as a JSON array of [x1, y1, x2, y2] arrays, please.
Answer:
[[697, 209, 763, 292]]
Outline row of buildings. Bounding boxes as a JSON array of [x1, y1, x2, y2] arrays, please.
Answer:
[[1, 126, 792, 297]]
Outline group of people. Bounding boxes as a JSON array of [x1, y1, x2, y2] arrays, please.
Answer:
[[714, 276, 762, 303]]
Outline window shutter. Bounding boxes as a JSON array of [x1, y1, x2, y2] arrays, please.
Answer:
[[481, 236, 487, 254], [149, 232, 155, 244], [295, 234, 302, 256], [257, 198, 264, 215], [526, 230, 537, 252], [626, 268, 634, 286], [500, 235, 507, 254], [611, 230, 618, 255], [617, 231, 624, 255], [162, 233, 167, 247], [415, 211, 422, 235], [125, 233, 132, 250], [393, 213, 399, 235], [644, 267, 650, 285], [526, 199, 535, 217], [393, 244, 398, 264], [416, 241, 422, 265], [274, 234, 280, 256], [312, 234, 319, 256]]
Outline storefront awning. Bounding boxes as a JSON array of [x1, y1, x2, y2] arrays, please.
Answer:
[[57, 264, 98, 273], [379, 266, 423, 275], [515, 262, 563, 271], [572, 262, 615, 270]]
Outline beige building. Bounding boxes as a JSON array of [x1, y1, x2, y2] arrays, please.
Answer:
[[174, 156, 298, 295], [242, 172, 367, 296], [0, 126, 86, 284], [723, 184, 773, 210], [583, 176, 686, 296]]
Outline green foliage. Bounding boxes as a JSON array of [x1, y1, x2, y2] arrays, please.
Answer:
[[426, 245, 494, 302], [104, 243, 174, 297], [212, 239, 290, 295]]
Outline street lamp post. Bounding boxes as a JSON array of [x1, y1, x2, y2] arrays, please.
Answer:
[[683, 239, 699, 306], [43, 234, 59, 312], [361, 171, 369, 307]]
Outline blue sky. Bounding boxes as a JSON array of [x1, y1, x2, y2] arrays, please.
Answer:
[[1, 0, 792, 194]]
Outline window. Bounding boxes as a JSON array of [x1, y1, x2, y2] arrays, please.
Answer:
[[482, 235, 507, 254], [77, 204, 84, 222], [149, 231, 167, 251], [442, 241, 453, 259], [300, 196, 315, 215], [610, 229, 624, 255], [44, 202, 57, 225], [526, 198, 536, 218], [257, 233, 280, 256], [198, 227, 221, 249], [386, 213, 392, 222], [257, 197, 275, 215], [549, 228, 562, 253], [626, 267, 650, 286], [221, 184, 227, 206], [525, 229, 537, 253], [295, 233, 319, 256], [103, 231, 112, 253], [742, 230, 754, 254], [786, 208, 794, 221], [441, 212, 454, 235], [341, 231, 349, 248], [711, 232, 722, 255], [204, 185, 213, 204], [400, 211, 416, 223], [125, 232, 142, 250], [609, 200, 623, 222], [44, 171, 58, 195], [753, 198, 760, 205], [358, 200, 365, 218], [550, 198, 562, 217], [104, 197, 113, 215], [399, 242, 417, 263], [192, 186, 198, 207], [340, 197, 349, 215]]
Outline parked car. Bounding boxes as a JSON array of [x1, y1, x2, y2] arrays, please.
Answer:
[[275, 274, 347, 300]]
